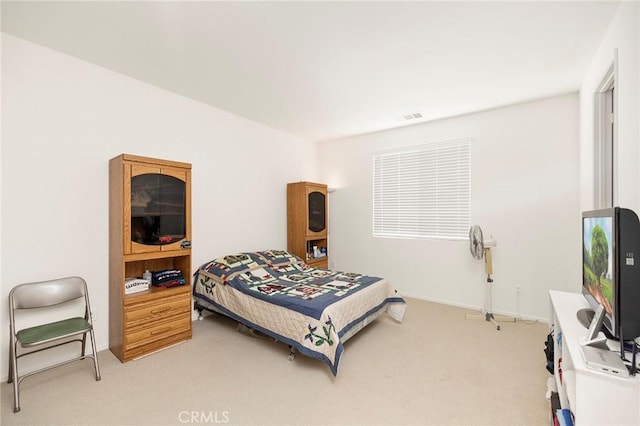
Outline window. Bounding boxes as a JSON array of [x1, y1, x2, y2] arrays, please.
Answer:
[[373, 138, 471, 240]]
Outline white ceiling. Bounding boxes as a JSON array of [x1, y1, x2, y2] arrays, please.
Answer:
[[1, 1, 620, 142]]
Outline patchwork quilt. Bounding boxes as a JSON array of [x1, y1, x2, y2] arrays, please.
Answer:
[[193, 250, 406, 375]]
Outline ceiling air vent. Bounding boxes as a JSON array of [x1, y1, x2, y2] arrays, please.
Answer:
[[396, 112, 424, 122]]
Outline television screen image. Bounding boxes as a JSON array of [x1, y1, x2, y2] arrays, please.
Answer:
[[582, 215, 614, 318]]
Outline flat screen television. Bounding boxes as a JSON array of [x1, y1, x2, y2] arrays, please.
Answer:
[[581, 207, 640, 342]]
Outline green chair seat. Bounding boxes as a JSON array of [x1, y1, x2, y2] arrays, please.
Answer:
[[17, 317, 90, 347]]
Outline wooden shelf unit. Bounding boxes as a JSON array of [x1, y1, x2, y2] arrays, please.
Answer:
[[109, 154, 192, 362], [287, 181, 329, 269]]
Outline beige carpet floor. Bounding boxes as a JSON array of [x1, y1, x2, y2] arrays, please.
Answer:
[[1, 298, 550, 425]]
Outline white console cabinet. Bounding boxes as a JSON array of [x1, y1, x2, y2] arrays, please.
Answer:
[[549, 291, 640, 425]]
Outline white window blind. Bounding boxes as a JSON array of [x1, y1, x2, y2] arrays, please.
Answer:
[[373, 138, 471, 240]]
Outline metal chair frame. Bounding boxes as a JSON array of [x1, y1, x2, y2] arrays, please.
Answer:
[[8, 276, 101, 413]]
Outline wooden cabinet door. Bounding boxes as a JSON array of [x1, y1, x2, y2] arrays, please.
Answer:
[[158, 166, 191, 253], [305, 183, 327, 238]]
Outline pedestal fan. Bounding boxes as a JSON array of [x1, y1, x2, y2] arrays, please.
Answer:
[[466, 225, 515, 330]]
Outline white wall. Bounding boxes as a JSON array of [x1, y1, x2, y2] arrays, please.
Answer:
[[579, 1, 639, 211], [318, 94, 581, 321], [0, 34, 318, 379]]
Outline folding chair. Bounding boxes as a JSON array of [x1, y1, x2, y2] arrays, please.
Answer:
[[8, 276, 101, 413]]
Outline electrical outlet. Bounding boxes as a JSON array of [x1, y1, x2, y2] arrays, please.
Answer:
[[515, 285, 521, 295]]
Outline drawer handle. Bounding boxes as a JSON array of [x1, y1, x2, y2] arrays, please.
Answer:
[[151, 307, 172, 315], [151, 327, 172, 335]]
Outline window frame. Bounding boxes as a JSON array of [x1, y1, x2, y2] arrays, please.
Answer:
[[593, 55, 617, 209]]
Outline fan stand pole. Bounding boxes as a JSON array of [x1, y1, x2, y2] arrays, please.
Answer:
[[466, 247, 516, 330]]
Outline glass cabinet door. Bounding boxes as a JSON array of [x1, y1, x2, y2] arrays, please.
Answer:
[[308, 190, 326, 233], [127, 165, 189, 254]]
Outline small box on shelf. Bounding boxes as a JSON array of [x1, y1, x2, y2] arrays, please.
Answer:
[[151, 269, 186, 288]]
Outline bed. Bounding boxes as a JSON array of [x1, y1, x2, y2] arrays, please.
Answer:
[[192, 250, 406, 375]]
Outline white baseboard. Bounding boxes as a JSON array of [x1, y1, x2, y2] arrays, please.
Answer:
[[399, 292, 549, 324]]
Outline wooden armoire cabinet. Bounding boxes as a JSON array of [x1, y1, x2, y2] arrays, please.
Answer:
[[109, 154, 192, 362], [287, 181, 329, 269]]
